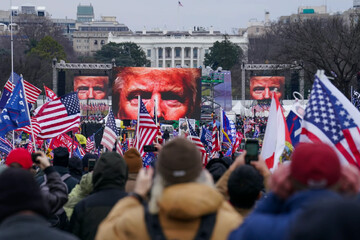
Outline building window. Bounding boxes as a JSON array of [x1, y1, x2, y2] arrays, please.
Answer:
[[185, 48, 190, 58], [101, 40, 105, 45], [205, 49, 209, 54], [175, 48, 181, 58], [159, 62, 163, 67], [147, 49, 151, 57], [166, 49, 171, 58], [159, 48, 163, 58], [193, 48, 198, 58], [94, 40, 98, 45], [194, 62, 197, 68]]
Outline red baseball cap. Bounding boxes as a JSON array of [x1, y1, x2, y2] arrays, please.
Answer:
[[6, 148, 33, 169], [290, 142, 341, 188]]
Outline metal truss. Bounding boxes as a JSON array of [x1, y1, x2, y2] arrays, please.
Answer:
[[55, 62, 113, 70]]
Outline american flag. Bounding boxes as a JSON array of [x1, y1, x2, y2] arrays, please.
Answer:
[[134, 99, 158, 157], [27, 136, 34, 153], [300, 73, 360, 167], [101, 109, 118, 151], [232, 132, 244, 154], [116, 140, 123, 155], [86, 134, 95, 153], [5, 78, 41, 104], [187, 119, 208, 165], [16, 117, 41, 137], [0, 136, 13, 154], [211, 120, 221, 155], [36, 92, 80, 139]]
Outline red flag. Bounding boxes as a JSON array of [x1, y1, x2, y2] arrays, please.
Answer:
[[36, 92, 80, 139], [44, 85, 57, 101]]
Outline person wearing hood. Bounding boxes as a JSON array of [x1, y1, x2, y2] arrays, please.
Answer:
[[95, 138, 242, 240], [69, 152, 128, 240]]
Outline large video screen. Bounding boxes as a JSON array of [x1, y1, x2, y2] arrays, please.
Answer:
[[73, 76, 109, 100], [112, 67, 201, 121], [250, 76, 285, 100]]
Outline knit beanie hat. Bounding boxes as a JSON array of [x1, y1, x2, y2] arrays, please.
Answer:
[[53, 147, 69, 167], [6, 148, 33, 169], [290, 142, 341, 188], [0, 168, 49, 222], [157, 138, 202, 185], [124, 148, 142, 173]]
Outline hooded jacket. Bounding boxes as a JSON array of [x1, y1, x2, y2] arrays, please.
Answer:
[[69, 152, 128, 240], [95, 183, 242, 240]]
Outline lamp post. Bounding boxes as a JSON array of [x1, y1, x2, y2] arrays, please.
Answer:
[[52, 58, 57, 95]]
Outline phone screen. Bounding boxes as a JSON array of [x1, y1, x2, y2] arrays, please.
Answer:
[[245, 140, 259, 164]]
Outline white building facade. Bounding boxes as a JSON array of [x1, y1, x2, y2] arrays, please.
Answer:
[[108, 29, 248, 68]]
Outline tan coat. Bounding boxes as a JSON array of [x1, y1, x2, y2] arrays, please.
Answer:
[[95, 183, 243, 240]]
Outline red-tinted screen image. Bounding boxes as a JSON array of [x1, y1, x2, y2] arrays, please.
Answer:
[[112, 67, 201, 120], [74, 76, 109, 100], [250, 76, 285, 100]]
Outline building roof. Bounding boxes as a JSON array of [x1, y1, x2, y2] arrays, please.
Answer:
[[77, 5, 94, 16]]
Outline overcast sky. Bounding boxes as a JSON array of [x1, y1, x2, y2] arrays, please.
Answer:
[[0, 0, 354, 33]]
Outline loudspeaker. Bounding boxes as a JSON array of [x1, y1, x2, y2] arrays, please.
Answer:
[[58, 70, 65, 96]]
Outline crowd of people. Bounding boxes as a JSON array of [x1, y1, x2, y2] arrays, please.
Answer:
[[0, 136, 360, 240]]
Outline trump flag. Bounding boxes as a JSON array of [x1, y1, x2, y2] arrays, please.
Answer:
[[300, 71, 360, 167]]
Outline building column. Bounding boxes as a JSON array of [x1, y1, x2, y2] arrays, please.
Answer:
[[197, 47, 202, 68], [155, 47, 158, 67], [171, 47, 175, 68], [181, 47, 185, 67], [162, 47, 166, 68], [190, 47, 194, 68]]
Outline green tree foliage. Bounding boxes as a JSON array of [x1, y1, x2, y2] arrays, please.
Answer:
[[95, 42, 150, 67], [29, 36, 66, 61], [204, 36, 244, 70]]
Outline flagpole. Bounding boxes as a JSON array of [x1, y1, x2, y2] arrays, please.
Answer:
[[220, 108, 224, 144], [136, 95, 140, 150], [154, 98, 159, 144], [21, 77, 37, 151], [10, 0, 15, 149]]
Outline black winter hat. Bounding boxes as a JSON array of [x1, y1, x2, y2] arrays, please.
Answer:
[[0, 168, 49, 222], [228, 165, 264, 209], [53, 147, 69, 167], [205, 158, 229, 183]]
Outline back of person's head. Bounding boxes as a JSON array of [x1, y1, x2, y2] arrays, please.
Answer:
[[205, 158, 229, 183], [124, 148, 142, 174], [5, 148, 33, 169], [69, 156, 83, 175], [92, 152, 128, 190], [52, 147, 69, 167], [157, 137, 203, 185], [82, 152, 98, 172], [289, 198, 360, 240], [0, 168, 48, 222], [228, 165, 264, 209], [290, 142, 341, 189]]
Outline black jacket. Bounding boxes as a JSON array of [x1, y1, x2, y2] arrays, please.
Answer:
[[0, 214, 78, 240], [69, 152, 128, 240]]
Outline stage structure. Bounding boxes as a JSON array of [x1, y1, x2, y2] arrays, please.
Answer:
[[240, 63, 304, 100], [201, 70, 225, 122], [52, 58, 115, 96]]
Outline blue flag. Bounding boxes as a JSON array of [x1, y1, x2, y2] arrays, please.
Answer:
[[0, 136, 13, 154], [0, 78, 30, 136], [0, 72, 21, 109], [222, 110, 233, 143], [200, 126, 212, 152], [286, 110, 302, 147]]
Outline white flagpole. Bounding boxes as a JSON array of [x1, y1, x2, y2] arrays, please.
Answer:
[[136, 95, 140, 150], [21, 77, 37, 152]]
